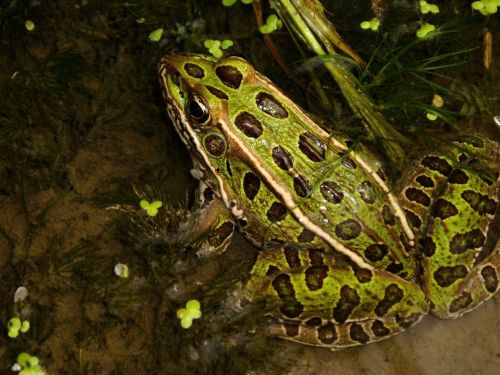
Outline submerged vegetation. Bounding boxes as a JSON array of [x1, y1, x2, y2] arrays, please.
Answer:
[[0, 0, 498, 374]]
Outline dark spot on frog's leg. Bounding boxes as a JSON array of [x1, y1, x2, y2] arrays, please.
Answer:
[[243, 172, 260, 201], [375, 284, 404, 317], [202, 186, 214, 204], [238, 218, 247, 227], [305, 265, 329, 291], [432, 199, 458, 220], [184, 62, 205, 78], [333, 285, 361, 323], [335, 219, 362, 240], [382, 205, 395, 226], [371, 320, 391, 337], [308, 250, 324, 266], [272, 146, 294, 171], [266, 201, 288, 222], [320, 181, 344, 204], [298, 228, 315, 243], [456, 135, 484, 148], [357, 181, 376, 204], [293, 174, 312, 198], [458, 153, 468, 162], [404, 209, 422, 229], [364, 244, 388, 262], [272, 274, 304, 318], [305, 317, 322, 326], [421, 156, 453, 176], [405, 188, 431, 207], [396, 313, 421, 328], [449, 229, 485, 254], [266, 265, 280, 276], [298, 132, 326, 162], [235, 112, 263, 138], [448, 169, 469, 184], [416, 175, 434, 188], [449, 292, 473, 313], [433, 265, 468, 287], [481, 265, 499, 293], [205, 85, 229, 100], [317, 322, 337, 344], [256, 92, 289, 119], [283, 322, 299, 337], [284, 246, 302, 269], [215, 65, 243, 88], [461, 190, 497, 216], [207, 221, 234, 247], [420, 236, 436, 257], [349, 323, 369, 344]]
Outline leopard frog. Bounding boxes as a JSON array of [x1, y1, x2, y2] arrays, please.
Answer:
[[158, 54, 499, 350]]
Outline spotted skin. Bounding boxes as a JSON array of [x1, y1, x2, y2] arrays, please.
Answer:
[[158, 54, 499, 351]]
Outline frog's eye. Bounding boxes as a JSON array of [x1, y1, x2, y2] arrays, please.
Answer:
[[187, 94, 210, 126]]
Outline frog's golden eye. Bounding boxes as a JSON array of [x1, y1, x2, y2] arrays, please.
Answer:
[[187, 94, 210, 125]]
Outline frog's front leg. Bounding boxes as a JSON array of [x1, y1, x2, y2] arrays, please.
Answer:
[[173, 181, 235, 256], [245, 247, 429, 350], [400, 137, 499, 318]]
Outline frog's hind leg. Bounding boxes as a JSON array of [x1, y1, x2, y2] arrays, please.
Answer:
[[245, 247, 429, 350], [400, 136, 499, 319]]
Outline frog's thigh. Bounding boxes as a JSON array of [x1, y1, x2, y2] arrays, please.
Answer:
[[246, 247, 429, 350]]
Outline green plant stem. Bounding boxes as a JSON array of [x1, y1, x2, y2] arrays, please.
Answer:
[[272, 0, 408, 161]]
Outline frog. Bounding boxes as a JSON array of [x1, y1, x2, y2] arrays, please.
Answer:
[[158, 53, 499, 350]]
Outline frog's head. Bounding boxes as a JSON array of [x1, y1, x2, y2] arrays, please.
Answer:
[[158, 53, 256, 151], [158, 54, 261, 200]]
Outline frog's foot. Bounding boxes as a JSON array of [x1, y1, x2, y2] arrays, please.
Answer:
[[246, 246, 429, 350]]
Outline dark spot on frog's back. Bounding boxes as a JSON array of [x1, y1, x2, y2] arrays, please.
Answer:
[[272, 146, 294, 171], [364, 243, 388, 262], [461, 190, 497, 216], [184, 62, 204, 78], [256, 92, 289, 119], [293, 174, 312, 198], [266, 201, 288, 222], [235, 112, 263, 138], [449, 229, 485, 254], [299, 132, 326, 162], [215, 65, 243, 88], [243, 172, 260, 201], [335, 219, 362, 240], [320, 181, 343, 204]]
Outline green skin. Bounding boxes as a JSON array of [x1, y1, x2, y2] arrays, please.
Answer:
[[158, 54, 500, 350]]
